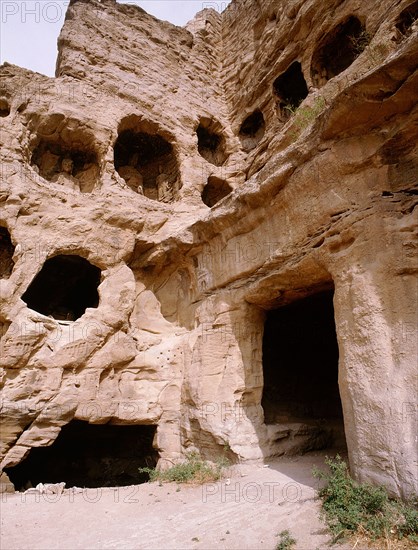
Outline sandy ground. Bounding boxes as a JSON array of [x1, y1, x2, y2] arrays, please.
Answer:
[[1, 453, 359, 550]]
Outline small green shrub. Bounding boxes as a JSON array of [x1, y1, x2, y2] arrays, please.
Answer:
[[275, 530, 296, 550], [295, 97, 326, 125], [285, 96, 326, 140], [397, 499, 418, 544], [313, 456, 418, 545], [139, 451, 229, 484]]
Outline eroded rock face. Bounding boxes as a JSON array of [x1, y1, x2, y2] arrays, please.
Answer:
[[0, 0, 417, 498]]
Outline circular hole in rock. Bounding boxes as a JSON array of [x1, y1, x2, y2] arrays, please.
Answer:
[[395, 1, 418, 39], [30, 116, 100, 193], [0, 98, 11, 117], [310, 16, 367, 88], [114, 123, 180, 203], [273, 61, 308, 119], [0, 226, 15, 279], [239, 110, 265, 152], [202, 176, 232, 207], [22, 254, 101, 321], [196, 118, 228, 166]]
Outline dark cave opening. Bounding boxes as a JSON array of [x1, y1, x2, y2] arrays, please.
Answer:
[[202, 176, 233, 207], [311, 16, 366, 87], [114, 129, 179, 202], [5, 421, 158, 490], [31, 139, 100, 193], [395, 1, 418, 38], [0, 227, 15, 279], [239, 110, 266, 151], [262, 290, 346, 451], [196, 120, 227, 166], [21, 254, 101, 321], [0, 98, 10, 118], [273, 61, 309, 119]]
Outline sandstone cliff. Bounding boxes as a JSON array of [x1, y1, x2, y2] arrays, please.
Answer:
[[0, 0, 417, 498]]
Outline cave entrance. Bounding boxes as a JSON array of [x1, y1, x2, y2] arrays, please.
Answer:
[[0, 226, 15, 279], [262, 289, 346, 454], [395, 1, 418, 39], [196, 118, 227, 166], [239, 109, 265, 152], [202, 176, 232, 207], [273, 61, 308, 119], [5, 421, 158, 490], [0, 98, 10, 118], [311, 16, 366, 87], [22, 255, 101, 321], [114, 128, 180, 202], [30, 115, 100, 194]]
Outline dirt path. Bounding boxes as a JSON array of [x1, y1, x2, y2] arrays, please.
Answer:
[[1, 453, 357, 550]]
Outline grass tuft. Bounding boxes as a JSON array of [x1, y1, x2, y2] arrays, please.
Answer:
[[139, 451, 229, 485], [284, 96, 326, 141], [275, 530, 297, 550]]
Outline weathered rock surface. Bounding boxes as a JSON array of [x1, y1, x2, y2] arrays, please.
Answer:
[[0, 0, 417, 498]]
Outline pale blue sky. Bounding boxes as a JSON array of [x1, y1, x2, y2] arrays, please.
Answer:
[[0, 1, 231, 77]]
